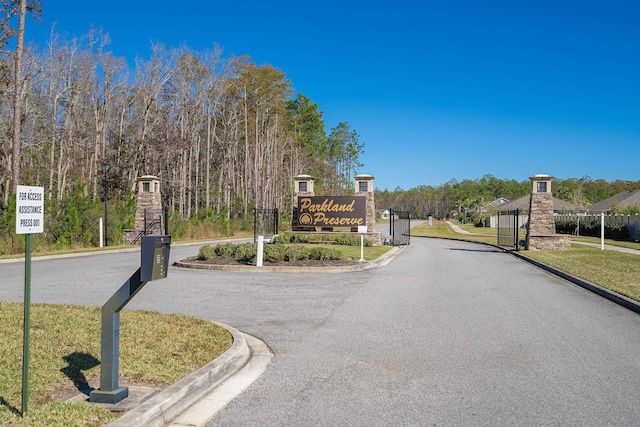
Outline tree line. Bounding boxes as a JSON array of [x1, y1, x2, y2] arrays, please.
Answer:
[[0, 5, 364, 252], [375, 175, 640, 220]]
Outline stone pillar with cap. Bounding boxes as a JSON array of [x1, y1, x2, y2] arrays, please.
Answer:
[[354, 174, 376, 233], [354, 174, 382, 245], [292, 174, 315, 231], [525, 174, 570, 250], [122, 175, 164, 244]]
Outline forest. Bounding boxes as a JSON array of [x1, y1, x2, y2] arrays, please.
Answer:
[[377, 175, 640, 222], [0, 1, 365, 253], [1, 1, 639, 255]]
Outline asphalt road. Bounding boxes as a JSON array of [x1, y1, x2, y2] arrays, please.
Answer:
[[3, 235, 640, 425]]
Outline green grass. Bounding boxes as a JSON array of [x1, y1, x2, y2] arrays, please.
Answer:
[[571, 235, 640, 251], [413, 220, 640, 302], [0, 304, 232, 426], [524, 246, 640, 301], [412, 220, 500, 245]]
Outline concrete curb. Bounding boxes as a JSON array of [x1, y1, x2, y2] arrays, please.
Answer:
[[107, 322, 250, 427], [413, 235, 640, 315], [173, 246, 402, 273], [509, 250, 640, 315]]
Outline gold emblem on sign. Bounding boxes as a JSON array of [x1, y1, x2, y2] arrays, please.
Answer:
[[299, 213, 313, 225]]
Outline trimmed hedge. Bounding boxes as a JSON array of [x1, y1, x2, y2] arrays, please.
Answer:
[[273, 233, 371, 247], [197, 242, 344, 264], [555, 219, 630, 241]]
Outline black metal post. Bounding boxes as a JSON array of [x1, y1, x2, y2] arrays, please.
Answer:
[[101, 162, 109, 247], [164, 207, 169, 235], [515, 208, 520, 251], [254, 207, 257, 243]]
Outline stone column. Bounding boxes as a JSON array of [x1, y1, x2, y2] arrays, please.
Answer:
[[134, 175, 163, 234], [526, 174, 570, 250], [123, 175, 164, 244], [292, 174, 315, 231], [354, 174, 382, 245], [354, 174, 376, 232]]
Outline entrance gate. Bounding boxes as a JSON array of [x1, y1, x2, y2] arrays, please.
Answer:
[[497, 209, 521, 250], [389, 209, 411, 246]]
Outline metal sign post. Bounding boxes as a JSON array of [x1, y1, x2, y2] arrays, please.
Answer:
[[15, 185, 44, 416], [90, 235, 171, 404]]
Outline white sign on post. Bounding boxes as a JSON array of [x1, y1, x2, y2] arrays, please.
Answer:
[[16, 185, 44, 234]]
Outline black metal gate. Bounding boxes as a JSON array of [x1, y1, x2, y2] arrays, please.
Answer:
[[254, 208, 279, 243], [389, 209, 411, 246], [497, 209, 520, 250]]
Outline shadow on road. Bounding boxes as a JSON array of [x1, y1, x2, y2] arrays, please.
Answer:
[[448, 247, 503, 253]]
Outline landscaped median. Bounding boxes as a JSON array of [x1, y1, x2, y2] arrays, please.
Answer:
[[174, 233, 395, 272], [0, 304, 232, 427], [413, 220, 640, 304]]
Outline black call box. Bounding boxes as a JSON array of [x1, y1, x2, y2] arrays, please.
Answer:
[[140, 235, 171, 281]]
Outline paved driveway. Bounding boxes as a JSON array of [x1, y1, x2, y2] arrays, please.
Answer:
[[3, 237, 640, 425]]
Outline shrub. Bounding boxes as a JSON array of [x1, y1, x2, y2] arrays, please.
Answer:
[[310, 247, 342, 260], [235, 243, 257, 264], [274, 233, 369, 246], [555, 219, 630, 241], [197, 244, 217, 261], [214, 242, 237, 258], [284, 245, 311, 261], [263, 244, 286, 262]]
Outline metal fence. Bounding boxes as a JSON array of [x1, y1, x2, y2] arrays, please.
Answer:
[[254, 208, 279, 243], [497, 209, 521, 250], [555, 214, 640, 242], [389, 210, 411, 246]]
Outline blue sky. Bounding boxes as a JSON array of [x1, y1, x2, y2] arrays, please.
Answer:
[[28, 1, 640, 190]]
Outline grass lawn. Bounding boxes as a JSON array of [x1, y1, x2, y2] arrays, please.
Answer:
[[413, 220, 640, 302], [412, 220, 499, 245], [0, 304, 232, 427], [571, 235, 640, 251], [524, 245, 640, 301]]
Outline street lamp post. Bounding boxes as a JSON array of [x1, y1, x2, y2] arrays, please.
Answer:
[[101, 162, 109, 247]]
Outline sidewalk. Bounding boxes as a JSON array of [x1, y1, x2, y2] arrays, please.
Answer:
[[571, 240, 640, 255], [445, 221, 473, 235]]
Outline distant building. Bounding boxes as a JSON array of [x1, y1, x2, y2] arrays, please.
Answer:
[[489, 195, 579, 228], [587, 190, 640, 214], [477, 197, 510, 213]]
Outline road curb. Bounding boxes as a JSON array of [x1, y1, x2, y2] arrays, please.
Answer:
[[509, 250, 640, 315], [106, 322, 250, 427]]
